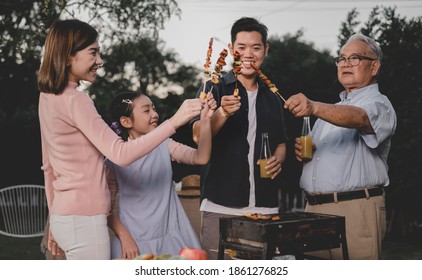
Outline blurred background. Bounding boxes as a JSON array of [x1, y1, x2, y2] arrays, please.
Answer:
[[1, 0, 421, 259]]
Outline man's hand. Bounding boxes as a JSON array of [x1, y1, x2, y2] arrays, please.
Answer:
[[221, 95, 241, 116], [257, 155, 283, 179]]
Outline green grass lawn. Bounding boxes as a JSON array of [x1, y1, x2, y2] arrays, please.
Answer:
[[0, 235, 44, 260], [382, 235, 422, 260], [0, 234, 421, 260]]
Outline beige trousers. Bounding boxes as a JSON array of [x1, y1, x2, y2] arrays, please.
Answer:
[[305, 195, 386, 259]]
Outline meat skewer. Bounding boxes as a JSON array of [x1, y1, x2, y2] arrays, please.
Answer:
[[200, 40, 228, 98], [250, 63, 287, 103], [200, 38, 214, 100], [211, 48, 228, 84], [203, 37, 213, 78], [232, 51, 241, 97]]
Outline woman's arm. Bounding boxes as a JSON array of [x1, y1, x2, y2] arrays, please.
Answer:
[[71, 91, 205, 166]]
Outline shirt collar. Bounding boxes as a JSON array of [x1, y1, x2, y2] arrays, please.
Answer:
[[339, 83, 379, 101], [223, 70, 263, 88]]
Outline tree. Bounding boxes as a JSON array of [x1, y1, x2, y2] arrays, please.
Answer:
[[88, 37, 201, 122], [337, 6, 422, 236], [0, 0, 182, 187], [0, 0, 180, 122]]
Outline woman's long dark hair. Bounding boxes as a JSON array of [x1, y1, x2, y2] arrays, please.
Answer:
[[38, 19, 98, 95]]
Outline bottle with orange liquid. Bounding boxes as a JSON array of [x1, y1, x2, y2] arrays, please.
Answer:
[[259, 132, 272, 178], [300, 116, 313, 161]]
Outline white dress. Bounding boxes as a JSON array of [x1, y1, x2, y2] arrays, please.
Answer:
[[105, 139, 201, 259]]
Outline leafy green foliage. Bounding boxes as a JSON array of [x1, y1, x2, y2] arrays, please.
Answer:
[[0, 0, 180, 122], [87, 36, 201, 123], [0, 0, 182, 187]]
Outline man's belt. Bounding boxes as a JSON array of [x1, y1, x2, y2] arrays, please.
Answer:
[[305, 186, 384, 206]]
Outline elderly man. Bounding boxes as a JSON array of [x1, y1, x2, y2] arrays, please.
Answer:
[[284, 33, 396, 259]]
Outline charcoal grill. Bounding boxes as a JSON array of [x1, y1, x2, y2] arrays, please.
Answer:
[[218, 211, 348, 259]]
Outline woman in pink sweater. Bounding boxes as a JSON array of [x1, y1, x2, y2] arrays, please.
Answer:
[[37, 19, 203, 260]]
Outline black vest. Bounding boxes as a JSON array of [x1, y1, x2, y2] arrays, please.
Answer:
[[198, 72, 288, 207]]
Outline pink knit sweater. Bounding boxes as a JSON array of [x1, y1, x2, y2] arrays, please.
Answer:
[[38, 82, 175, 215]]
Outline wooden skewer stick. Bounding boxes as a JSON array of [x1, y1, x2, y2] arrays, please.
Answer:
[[200, 84, 214, 100], [275, 91, 287, 103], [250, 64, 287, 103]]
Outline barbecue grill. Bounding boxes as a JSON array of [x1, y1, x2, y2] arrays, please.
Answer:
[[218, 211, 349, 259]]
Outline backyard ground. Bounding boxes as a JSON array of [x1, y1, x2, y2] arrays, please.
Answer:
[[1, 234, 421, 260]]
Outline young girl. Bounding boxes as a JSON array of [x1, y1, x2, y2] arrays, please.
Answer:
[[106, 91, 215, 259], [37, 19, 204, 260]]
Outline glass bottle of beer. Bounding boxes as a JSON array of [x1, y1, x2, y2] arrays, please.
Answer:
[[301, 117, 313, 161], [259, 132, 272, 178]]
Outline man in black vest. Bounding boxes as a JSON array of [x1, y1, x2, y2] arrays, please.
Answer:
[[191, 17, 288, 259]]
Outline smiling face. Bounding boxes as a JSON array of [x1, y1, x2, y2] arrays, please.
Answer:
[[229, 31, 269, 78], [337, 40, 380, 93], [123, 95, 159, 139], [68, 40, 103, 83]]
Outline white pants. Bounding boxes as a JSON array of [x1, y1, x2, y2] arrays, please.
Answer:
[[50, 214, 110, 260]]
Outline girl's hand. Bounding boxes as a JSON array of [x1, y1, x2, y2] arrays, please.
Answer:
[[120, 234, 139, 260]]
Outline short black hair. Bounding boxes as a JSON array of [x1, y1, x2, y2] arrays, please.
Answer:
[[230, 17, 268, 45]]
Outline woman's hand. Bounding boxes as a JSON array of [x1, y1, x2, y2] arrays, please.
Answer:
[[170, 98, 203, 129], [48, 229, 64, 257]]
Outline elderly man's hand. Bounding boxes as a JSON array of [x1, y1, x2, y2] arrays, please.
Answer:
[[284, 93, 314, 117]]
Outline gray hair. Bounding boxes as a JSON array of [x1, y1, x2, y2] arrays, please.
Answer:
[[340, 33, 383, 62]]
